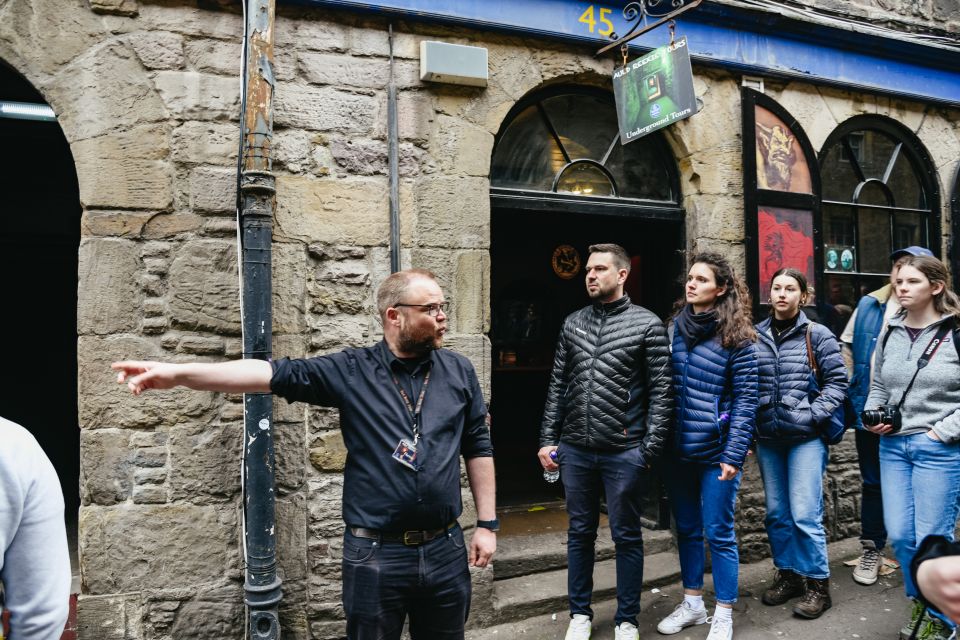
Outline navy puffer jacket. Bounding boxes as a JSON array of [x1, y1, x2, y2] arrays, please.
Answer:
[[755, 312, 848, 442], [671, 320, 758, 467]]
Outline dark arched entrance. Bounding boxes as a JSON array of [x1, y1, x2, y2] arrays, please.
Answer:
[[0, 61, 81, 559], [489, 86, 684, 525]]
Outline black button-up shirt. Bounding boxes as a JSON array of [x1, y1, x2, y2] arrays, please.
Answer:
[[271, 341, 492, 531]]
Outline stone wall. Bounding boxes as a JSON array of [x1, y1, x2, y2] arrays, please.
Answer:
[[1, 0, 959, 638]]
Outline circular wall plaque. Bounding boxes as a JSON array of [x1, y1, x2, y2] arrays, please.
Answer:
[[552, 245, 581, 279]]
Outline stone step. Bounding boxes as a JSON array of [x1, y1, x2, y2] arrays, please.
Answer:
[[495, 526, 674, 580], [492, 549, 681, 625]]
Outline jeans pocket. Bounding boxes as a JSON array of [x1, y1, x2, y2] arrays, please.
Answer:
[[924, 430, 942, 442], [343, 534, 379, 564], [449, 526, 466, 550]]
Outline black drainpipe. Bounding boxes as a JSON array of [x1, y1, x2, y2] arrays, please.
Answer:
[[388, 23, 401, 273], [239, 0, 282, 638]]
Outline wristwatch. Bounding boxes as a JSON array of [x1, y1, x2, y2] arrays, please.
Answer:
[[476, 518, 500, 532]]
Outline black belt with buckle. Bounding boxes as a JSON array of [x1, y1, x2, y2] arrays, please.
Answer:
[[349, 523, 456, 546]]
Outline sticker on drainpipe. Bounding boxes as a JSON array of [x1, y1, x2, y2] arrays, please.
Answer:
[[258, 418, 270, 430]]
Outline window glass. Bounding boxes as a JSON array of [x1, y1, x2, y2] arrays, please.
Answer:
[[604, 137, 673, 200], [894, 211, 925, 248], [556, 162, 615, 197], [820, 143, 860, 201], [541, 95, 618, 162], [490, 105, 564, 191], [886, 152, 925, 209], [856, 181, 892, 207], [858, 208, 892, 274]]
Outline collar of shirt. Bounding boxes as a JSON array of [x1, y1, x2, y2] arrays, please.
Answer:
[[378, 340, 434, 377]]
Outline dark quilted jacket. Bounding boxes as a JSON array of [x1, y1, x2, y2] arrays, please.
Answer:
[[539, 296, 674, 459], [755, 312, 848, 442], [670, 319, 758, 467]]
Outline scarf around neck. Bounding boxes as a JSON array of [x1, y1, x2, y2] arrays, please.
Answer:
[[676, 304, 718, 348]]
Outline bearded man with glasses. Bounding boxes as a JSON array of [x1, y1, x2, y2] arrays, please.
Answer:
[[112, 268, 496, 640]]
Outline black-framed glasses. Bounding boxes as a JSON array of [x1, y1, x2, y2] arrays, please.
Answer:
[[394, 302, 449, 317]]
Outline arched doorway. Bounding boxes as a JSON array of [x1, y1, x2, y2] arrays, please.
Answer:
[[0, 61, 81, 569], [489, 86, 684, 524]]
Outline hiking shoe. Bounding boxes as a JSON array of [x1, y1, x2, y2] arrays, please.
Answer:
[[565, 614, 592, 640], [705, 615, 733, 640], [792, 578, 832, 619], [657, 601, 708, 635], [853, 540, 882, 585], [614, 621, 639, 640], [762, 569, 805, 605], [917, 615, 954, 640], [901, 601, 926, 640]]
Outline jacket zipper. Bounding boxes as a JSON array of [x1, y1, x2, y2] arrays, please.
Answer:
[[585, 307, 607, 448]]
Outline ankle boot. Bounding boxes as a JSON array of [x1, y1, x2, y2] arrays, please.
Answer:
[[762, 570, 805, 605], [793, 577, 832, 619]]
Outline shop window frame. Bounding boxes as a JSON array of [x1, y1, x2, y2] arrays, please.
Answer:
[[490, 85, 683, 221]]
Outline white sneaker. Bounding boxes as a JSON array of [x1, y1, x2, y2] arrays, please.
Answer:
[[615, 621, 639, 640], [657, 601, 708, 635], [565, 614, 592, 640], [705, 615, 733, 640]]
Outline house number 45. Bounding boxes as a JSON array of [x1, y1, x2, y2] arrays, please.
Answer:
[[578, 5, 615, 36]]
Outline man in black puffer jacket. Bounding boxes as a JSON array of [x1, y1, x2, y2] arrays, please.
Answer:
[[538, 243, 673, 640]]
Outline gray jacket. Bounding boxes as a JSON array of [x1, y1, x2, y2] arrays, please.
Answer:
[[0, 416, 70, 640], [865, 314, 960, 442]]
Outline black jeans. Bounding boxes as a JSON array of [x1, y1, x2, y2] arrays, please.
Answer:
[[341, 524, 472, 640], [558, 442, 648, 626], [855, 428, 887, 550]]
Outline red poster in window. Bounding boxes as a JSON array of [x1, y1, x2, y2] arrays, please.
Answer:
[[758, 207, 814, 292]]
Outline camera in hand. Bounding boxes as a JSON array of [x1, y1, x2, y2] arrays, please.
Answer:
[[860, 404, 902, 432]]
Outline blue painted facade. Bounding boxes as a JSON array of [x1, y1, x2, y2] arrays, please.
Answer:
[[285, 0, 960, 107]]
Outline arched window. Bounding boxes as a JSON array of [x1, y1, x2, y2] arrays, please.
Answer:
[[490, 87, 681, 219], [818, 117, 940, 311]]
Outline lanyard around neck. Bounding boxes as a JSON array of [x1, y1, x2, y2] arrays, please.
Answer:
[[389, 367, 431, 443]]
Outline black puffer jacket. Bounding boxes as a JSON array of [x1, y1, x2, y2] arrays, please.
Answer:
[[539, 295, 674, 459]]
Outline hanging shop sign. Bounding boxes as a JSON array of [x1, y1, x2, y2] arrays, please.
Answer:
[[612, 36, 697, 144]]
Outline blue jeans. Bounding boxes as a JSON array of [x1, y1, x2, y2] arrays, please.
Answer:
[[558, 442, 648, 626], [879, 432, 960, 600], [756, 438, 830, 578], [856, 429, 887, 550], [341, 524, 471, 640], [666, 460, 742, 604]]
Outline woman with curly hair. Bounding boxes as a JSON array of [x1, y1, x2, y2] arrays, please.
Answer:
[[656, 253, 759, 640]]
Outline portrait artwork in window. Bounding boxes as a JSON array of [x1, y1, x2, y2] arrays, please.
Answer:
[[757, 207, 815, 292], [755, 106, 812, 194]]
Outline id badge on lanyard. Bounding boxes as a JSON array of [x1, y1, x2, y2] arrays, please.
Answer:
[[390, 368, 430, 471]]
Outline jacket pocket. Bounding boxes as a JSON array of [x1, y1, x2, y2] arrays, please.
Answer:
[[779, 393, 813, 429]]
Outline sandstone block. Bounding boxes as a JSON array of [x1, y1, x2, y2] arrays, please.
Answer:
[[204, 217, 239, 237], [189, 165, 236, 213], [679, 143, 743, 196], [168, 424, 242, 503], [90, 0, 138, 15], [454, 251, 490, 334], [432, 115, 494, 177], [81, 210, 155, 238], [171, 121, 238, 166], [274, 84, 379, 133], [184, 38, 242, 75], [154, 71, 240, 120], [683, 195, 744, 243], [73, 125, 173, 211], [440, 333, 492, 401], [178, 336, 226, 355], [138, 4, 243, 39], [79, 503, 236, 592], [413, 176, 490, 249], [273, 130, 315, 174], [308, 314, 373, 350], [76, 593, 143, 640], [132, 484, 167, 504], [670, 75, 740, 157], [349, 27, 419, 59], [308, 475, 345, 539], [275, 175, 390, 245], [275, 18, 348, 54], [167, 241, 241, 335], [168, 587, 245, 639], [128, 31, 183, 69], [277, 494, 309, 584], [299, 52, 419, 90], [78, 335, 218, 429], [80, 429, 133, 505], [309, 430, 347, 472], [276, 421, 307, 492], [78, 238, 140, 335], [55, 43, 167, 141], [273, 242, 307, 335], [398, 91, 436, 144]]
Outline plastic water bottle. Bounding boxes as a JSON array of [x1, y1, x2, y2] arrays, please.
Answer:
[[543, 450, 560, 483]]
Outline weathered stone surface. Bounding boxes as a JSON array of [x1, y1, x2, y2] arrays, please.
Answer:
[[348, 26, 419, 59], [77, 334, 218, 429], [670, 73, 740, 157], [73, 125, 172, 211], [682, 194, 744, 243], [189, 165, 236, 213], [273, 242, 307, 334], [432, 115, 494, 177], [679, 143, 743, 197], [273, 129, 315, 174], [274, 17, 349, 54], [327, 137, 426, 177], [143, 213, 205, 239], [90, 0, 138, 16], [128, 31, 183, 69], [397, 91, 436, 144], [178, 335, 225, 355], [81, 210, 155, 238], [168, 586, 245, 639], [52, 43, 167, 141], [441, 333, 492, 401], [413, 176, 490, 249], [183, 38, 240, 75], [277, 493, 309, 584], [168, 424, 242, 503], [78, 238, 141, 335], [275, 176, 389, 245], [308, 475, 345, 540], [274, 84, 380, 133], [454, 251, 490, 334], [167, 241, 241, 335], [76, 593, 143, 640], [299, 51, 419, 89], [132, 483, 167, 504], [309, 430, 347, 472], [276, 421, 307, 492], [80, 503, 237, 592], [137, 4, 244, 40], [80, 429, 133, 505], [171, 121, 238, 166], [154, 71, 240, 120]]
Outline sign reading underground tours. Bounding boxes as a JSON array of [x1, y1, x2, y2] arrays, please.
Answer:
[[613, 37, 698, 144]]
